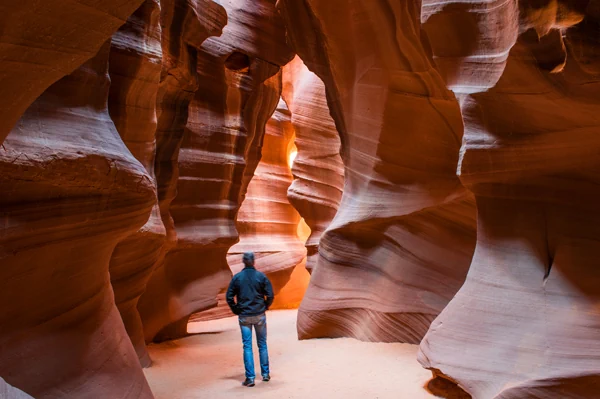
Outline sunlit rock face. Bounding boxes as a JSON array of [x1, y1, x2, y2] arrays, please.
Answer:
[[418, 7, 600, 397], [420, 0, 520, 93], [0, 0, 145, 144], [227, 97, 308, 301], [282, 57, 345, 273], [0, 43, 155, 398], [194, 95, 310, 321], [108, 0, 167, 368], [278, 0, 477, 343], [139, 0, 294, 341]]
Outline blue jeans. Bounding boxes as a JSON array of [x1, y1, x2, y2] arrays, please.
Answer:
[[239, 313, 269, 379]]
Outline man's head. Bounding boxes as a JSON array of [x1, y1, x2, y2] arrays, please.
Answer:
[[242, 252, 255, 267]]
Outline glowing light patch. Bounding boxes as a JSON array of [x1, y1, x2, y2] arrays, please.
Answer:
[[288, 148, 298, 168]]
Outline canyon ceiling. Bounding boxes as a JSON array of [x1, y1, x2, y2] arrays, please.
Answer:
[[1, 0, 599, 398]]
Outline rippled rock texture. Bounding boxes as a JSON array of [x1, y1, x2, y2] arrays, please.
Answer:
[[227, 97, 307, 299], [135, 0, 228, 346], [0, 0, 145, 144], [418, 5, 600, 397], [283, 57, 344, 273], [278, 0, 477, 343], [3, 0, 600, 398], [190, 94, 310, 322], [108, 0, 167, 368], [139, 0, 294, 341], [0, 43, 155, 398]]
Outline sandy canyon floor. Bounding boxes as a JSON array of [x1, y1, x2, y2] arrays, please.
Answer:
[[144, 309, 456, 399]]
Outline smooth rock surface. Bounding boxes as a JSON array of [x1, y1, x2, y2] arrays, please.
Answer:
[[195, 97, 310, 320], [226, 98, 307, 299], [139, 0, 294, 341], [108, 0, 167, 367], [282, 57, 344, 273], [137, 0, 228, 343], [0, 0, 145, 143], [418, 21, 600, 399], [0, 43, 155, 398], [278, 0, 477, 343]]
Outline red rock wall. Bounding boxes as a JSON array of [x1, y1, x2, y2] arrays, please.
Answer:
[[227, 97, 307, 298], [0, 42, 154, 398], [418, 7, 600, 397], [282, 57, 344, 273], [136, 0, 228, 343], [0, 0, 145, 144], [420, 0, 519, 94], [2, 1, 599, 398], [278, 0, 477, 343], [108, 0, 167, 368], [190, 93, 310, 322], [139, 0, 293, 340]]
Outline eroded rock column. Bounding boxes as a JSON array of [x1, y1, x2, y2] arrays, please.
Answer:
[[227, 97, 307, 299], [282, 57, 344, 273], [107, 0, 166, 368], [0, 43, 154, 398], [136, 0, 228, 343], [418, 12, 600, 398], [278, 0, 476, 343], [140, 0, 293, 340]]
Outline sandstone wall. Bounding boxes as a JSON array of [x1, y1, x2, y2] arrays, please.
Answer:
[[139, 0, 293, 340], [135, 0, 228, 345], [108, 0, 167, 367], [2, 1, 599, 398], [0, 0, 145, 143], [282, 57, 344, 273], [227, 97, 307, 299], [0, 42, 155, 398], [278, 0, 477, 343], [418, 4, 600, 397]]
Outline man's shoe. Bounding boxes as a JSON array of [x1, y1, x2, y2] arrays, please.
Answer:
[[262, 374, 270, 382], [242, 378, 255, 387]]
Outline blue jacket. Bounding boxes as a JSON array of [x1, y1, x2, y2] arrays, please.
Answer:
[[226, 266, 274, 316]]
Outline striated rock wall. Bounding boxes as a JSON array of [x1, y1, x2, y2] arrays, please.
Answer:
[[190, 95, 310, 322], [136, 0, 228, 343], [0, 43, 154, 398], [0, 0, 145, 144], [282, 56, 344, 273], [2, 1, 599, 398], [107, 0, 167, 368], [139, 0, 293, 340], [227, 97, 307, 299], [418, 7, 600, 397], [420, 0, 520, 94], [278, 0, 477, 343]]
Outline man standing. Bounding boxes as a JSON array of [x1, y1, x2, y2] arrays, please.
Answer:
[[226, 252, 274, 387]]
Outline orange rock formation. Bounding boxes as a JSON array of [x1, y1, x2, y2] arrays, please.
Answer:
[[138, 0, 293, 341], [0, 43, 155, 398], [419, 3, 600, 397], [278, 0, 477, 343], [1, 1, 599, 398], [283, 57, 345, 273]]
